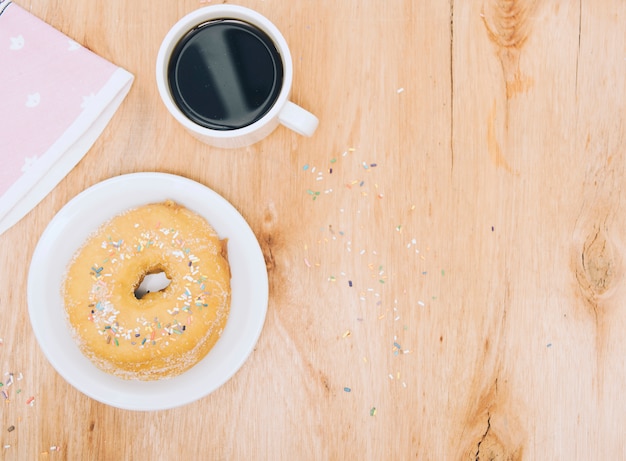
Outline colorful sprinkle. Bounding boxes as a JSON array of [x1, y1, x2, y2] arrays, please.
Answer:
[[298, 144, 440, 423]]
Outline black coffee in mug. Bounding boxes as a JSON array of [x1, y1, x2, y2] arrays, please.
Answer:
[[167, 19, 284, 131]]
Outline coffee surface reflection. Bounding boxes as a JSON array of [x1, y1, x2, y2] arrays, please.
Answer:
[[168, 19, 284, 130]]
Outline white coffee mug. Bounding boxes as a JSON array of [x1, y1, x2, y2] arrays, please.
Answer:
[[156, 5, 318, 148]]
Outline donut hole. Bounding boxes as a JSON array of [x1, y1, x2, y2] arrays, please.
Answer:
[[134, 268, 172, 300]]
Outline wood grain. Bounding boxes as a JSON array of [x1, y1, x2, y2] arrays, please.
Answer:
[[1, 0, 625, 459]]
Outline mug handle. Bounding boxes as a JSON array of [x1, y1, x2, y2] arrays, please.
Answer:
[[278, 101, 319, 137]]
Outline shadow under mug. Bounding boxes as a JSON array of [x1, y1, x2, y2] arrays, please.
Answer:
[[156, 5, 318, 148]]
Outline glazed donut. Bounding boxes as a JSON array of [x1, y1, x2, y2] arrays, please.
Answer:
[[62, 200, 231, 380]]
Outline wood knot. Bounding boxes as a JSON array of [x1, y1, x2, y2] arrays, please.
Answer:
[[461, 379, 526, 461], [475, 422, 523, 461], [574, 221, 621, 303], [481, 0, 536, 97], [257, 202, 290, 301], [260, 233, 277, 273], [481, 0, 536, 50], [582, 229, 614, 295], [259, 203, 281, 273], [468, 413, 524, 461]]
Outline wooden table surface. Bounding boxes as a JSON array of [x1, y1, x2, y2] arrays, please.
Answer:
[[2, 0, 626, 459]]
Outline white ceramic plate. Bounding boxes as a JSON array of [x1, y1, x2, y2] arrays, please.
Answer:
[[27, 173, 268, 411]]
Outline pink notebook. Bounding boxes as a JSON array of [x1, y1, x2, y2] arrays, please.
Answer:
[[0, 1, 133, 235]]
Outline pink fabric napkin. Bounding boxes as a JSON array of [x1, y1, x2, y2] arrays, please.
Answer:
[[0, 1, 133, 235]]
